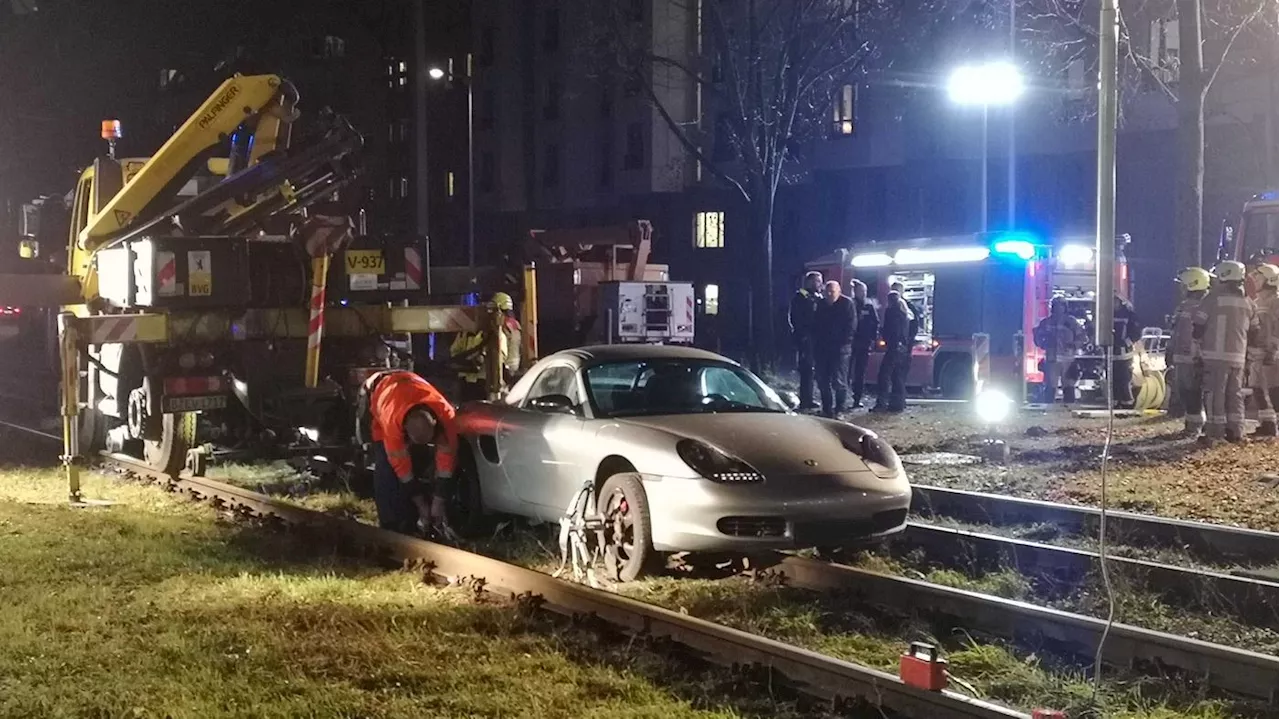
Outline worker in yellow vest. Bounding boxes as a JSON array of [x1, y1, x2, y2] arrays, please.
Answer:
[[450, 292, 522, 401]]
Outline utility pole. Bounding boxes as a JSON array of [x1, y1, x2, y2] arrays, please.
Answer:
[[412, 0, 431, 273], [1007, 0, 1016, 228], [1094, 0, 1118, 347]]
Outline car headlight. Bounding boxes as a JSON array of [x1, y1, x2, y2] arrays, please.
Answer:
[[840, 431, 903, 478], [676, 439, 763, 483]]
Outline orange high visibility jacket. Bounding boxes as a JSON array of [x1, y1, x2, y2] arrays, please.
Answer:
[[368, 371, 458, 483]]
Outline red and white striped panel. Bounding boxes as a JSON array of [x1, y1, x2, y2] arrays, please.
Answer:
[[89, 316, 141, 345], [404, 248, 423, 290], [307, 283, 327, 349], [156, 251, 178, 296]]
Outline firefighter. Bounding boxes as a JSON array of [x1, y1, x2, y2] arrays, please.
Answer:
[[354, 369, 460, 539], [1110, 294, 1143, 408], [1166, 267, 1210, 436], [1193, 261, 1260, 444], [847, 278, 879, 409], [1034, 296, 1087, 404], [872, 287, 911, 413], [450, 292, 522, 401], [1247, 263, 1278, 437], [813, 280, 857, 417], [891, 281, 921, 384], [789, 271, 823, 410]]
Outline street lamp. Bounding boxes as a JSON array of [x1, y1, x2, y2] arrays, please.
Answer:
[[428, 57, 475, 268], [947, 61, 1024, 233]]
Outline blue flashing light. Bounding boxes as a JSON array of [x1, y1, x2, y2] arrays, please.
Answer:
[[992, 237, 1037, 261], [1253, 191, 1278, 202]]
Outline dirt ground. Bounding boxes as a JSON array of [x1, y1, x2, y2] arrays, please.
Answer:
[[839, 401, 1279, 532]]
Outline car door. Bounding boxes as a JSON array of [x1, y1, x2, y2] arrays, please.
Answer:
[[496, 363, 590, 518]]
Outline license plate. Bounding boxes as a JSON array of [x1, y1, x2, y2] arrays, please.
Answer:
[[163, 394, 227, 413], [345, 250, 385, 275]]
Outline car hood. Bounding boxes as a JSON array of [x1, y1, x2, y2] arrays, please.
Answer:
[[617, 412, 870, 475]]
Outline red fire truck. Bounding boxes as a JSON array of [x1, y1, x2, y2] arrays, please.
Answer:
[[1219, 191, 1278, 295], [804, 231, 1132, 400]]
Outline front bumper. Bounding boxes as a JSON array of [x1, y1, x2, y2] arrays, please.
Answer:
[[642, 471, 911, 552]]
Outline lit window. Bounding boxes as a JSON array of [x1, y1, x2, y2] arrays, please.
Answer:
[[694, 211, 724, 249], [446, 171, 456, 197], [398, 60, 407, 73], [400, 176, 409, 197], [398, 76, 407, 87], [704, 284, 720, 315], [832, 84, 855, 136]]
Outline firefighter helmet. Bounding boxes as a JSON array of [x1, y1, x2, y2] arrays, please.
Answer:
[[1250, 263, 1280, 289], [1175, 267, 1211, 292], [1212, 260, 1247, 283], [491, 292, 514, 311]]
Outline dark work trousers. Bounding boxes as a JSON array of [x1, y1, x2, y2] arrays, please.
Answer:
[[848, 343, 872, 405], [815, 345, 851, 416], [795, 337, 816, 408], [1174, 362, 1204, 435], [875, 346, 909, 411], [372, 442, 420, 534], [1111, 353, 1134, 407]]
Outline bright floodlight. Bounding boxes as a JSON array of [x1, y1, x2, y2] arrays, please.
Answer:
[[947, 61, 1024, 106], [428, 66, 446, 80], [1058, 244, 1095, 267], [974, 388, 1014, 424]]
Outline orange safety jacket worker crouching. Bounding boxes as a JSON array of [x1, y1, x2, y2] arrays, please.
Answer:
[[366, 370, 459, 483]]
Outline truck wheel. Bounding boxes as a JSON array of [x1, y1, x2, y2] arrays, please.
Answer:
[[598, 473, 662, 582], [142, 412, 196, 476], [939, 358, 975, 400]]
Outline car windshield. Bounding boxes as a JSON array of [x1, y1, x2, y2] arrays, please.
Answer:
[[583, 359, 788, 417]]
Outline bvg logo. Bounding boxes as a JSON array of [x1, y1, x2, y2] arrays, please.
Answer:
[[197, 85, 241, 130]]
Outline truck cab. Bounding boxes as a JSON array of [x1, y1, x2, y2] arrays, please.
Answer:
[[1220, 191, 1278, 296]]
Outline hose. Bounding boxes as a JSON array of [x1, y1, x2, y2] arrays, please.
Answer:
[[1092, 345, 1117, 698]]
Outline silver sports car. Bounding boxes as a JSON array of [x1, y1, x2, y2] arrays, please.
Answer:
[[451, 344, 911, 580]]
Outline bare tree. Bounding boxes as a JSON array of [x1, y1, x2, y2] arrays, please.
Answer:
[[1022, 0, 1275, 268], [583, 0, 915, 370]]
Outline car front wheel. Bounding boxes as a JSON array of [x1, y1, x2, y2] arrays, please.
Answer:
[[598, 472, 662, 582]]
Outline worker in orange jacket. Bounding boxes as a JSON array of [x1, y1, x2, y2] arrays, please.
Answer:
[[355, 369, 460, 539]]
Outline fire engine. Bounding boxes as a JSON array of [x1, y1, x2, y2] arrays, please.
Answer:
[[1219, 191, 1278, 294], [804, 231, 1133, 400]]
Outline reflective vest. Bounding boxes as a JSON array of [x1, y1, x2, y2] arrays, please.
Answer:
[[365, 370, 458, 482], [450, 317, 522, 382]]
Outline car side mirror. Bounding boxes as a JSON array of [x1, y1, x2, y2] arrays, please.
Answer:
[[528, 394, 578, 414], [779, 390, 800, 411]]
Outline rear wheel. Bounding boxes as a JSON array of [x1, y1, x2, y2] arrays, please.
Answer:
[[141, 411, 197, 476], [598, 473, 662, 582], [939, 357, 975, 400]]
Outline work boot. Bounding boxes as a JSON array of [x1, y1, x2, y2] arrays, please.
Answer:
[[1252, 422, 1277, 438]]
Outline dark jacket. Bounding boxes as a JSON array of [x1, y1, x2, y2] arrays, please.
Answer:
[[852, 298, 879, 347], [903, 297, 922, 344], [814, 295, 857, 351], [1112, 296, 1142, 350], [880, 292, 912, 349], [788, 289, 819, 342]]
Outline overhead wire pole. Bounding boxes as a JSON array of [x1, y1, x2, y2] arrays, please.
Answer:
[[1007, 0, 1016, 228]]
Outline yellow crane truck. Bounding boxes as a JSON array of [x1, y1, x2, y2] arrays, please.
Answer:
[[1, 74, 511, 492]]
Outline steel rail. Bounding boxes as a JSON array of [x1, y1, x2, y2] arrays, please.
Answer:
[[896, 522, 1279, 628], [772, 555, 1279, 703], [96, 453, 1027, 719], [912, 485, 1280, 566]]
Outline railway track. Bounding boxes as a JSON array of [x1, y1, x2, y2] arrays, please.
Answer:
[[90, 448, 1279, 708], [911, 484, 1280, 568], [771, 554, 1279, 702], [892, 521, 1279, 627], [94, 452, 1029, 719]]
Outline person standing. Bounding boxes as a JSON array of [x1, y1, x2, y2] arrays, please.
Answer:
[[813, 280, 857, 417], [1194, 261, 1259, 444], [450, 292, 522, 400], [847, 279, 879, 409], [890, 281, 921, 388], [1166, 267, 1210, 437], [1034, 297, 1087, 403], [1247, 263, 1279, 437], [1110, 294, 1143, 408], [789, 271, 823, 410], [873, 287, 911, 413]]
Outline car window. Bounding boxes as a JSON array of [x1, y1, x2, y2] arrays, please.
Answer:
[[584, 359, 785, 417], [524, 365, 581, 406]]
